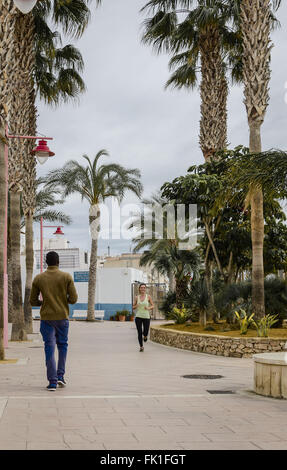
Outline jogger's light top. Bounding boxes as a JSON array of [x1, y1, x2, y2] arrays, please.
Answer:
[[30, 266, 78, 320], [135, 294, 150, 319]]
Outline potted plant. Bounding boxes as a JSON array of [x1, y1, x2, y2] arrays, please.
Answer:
[[117, 310, 129, 322]]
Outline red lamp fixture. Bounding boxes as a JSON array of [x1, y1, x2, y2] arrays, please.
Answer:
[[31, 139, 55, 165], [54, 227, 65, 236]]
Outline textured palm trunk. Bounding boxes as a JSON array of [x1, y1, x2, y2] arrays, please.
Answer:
[[199, 25, 228, 161], [241, 0, 272, 318], [8, 235, 13, 322], [0, 0, 17, 358], [87, 204, 100, 321], [24, 212, 34, 333], [249, 124, 265, 318], [0, 126, 6, 359], [10, 191, 27, 341], [168, 271, 176, 292]]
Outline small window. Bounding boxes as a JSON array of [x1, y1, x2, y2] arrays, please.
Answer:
[[84, 252, 88, 264]]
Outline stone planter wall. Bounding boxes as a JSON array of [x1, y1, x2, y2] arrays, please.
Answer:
[[150, 325, 286, 358]]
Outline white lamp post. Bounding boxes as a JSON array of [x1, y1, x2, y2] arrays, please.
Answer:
[[13, 0, 38, 14]]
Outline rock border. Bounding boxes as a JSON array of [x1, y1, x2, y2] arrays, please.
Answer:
[[150, 325, 286, 358]]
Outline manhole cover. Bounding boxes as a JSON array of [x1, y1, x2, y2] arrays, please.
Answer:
[[207, 390, 235, 394], [181, 374, 224, 380]]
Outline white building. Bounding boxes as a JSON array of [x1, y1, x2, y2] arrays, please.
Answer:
[[21, 237, 147, 320]]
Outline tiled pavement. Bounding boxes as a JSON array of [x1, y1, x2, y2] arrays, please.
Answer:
[[0, 320, 287, 450]]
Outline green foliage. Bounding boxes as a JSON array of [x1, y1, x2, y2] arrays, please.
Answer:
[[186, 279, 210, 316], [234, 309, 255, 335], [159, 291, 176, 319], [116, 310, 130, 317], [168, 305, 191, 324], [216, 278, 287, 325], [44, 152, 143, 206], [253, 314, 279, 337]]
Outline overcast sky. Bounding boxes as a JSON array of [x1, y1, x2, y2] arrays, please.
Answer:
[[36, 0, 287, 256]]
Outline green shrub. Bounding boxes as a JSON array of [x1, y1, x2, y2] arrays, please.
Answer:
[[159, 291, 176, 319], [215, 278, 287, 326]]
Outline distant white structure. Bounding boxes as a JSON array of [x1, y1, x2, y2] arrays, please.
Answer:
[[21, 237, 147, 320]]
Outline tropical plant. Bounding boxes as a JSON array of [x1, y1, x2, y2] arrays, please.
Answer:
[[159, 291, 176, 318], [234, 309, 255, 335], [253, 314, 279, 338], [187, 279, 210, 326], [141, 0, 235, 160], [44, 151, 143, 321], [232, 0, 281, 318], [130, 193, 201, 306], [10, 4, 89, 336], [168, 305, 191, 324], [0, 0, 16, 357]]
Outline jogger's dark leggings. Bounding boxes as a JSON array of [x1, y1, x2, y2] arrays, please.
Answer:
[[135, 317, 150, 347]]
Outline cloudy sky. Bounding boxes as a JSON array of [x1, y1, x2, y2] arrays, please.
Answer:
[[36, 0, 287, 255]]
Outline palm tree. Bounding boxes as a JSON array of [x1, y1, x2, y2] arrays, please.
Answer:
[[235, 0, 281, 318], [45, 152, 143, 321], [8, 1, 92, 338], [0, 0, 17, 357], [141, 0, 234, 160], [21, 25, 86, 333], [130, 194, 201, 305]]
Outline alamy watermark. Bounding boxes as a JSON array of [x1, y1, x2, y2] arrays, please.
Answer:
[[89, 199, 199, 250]]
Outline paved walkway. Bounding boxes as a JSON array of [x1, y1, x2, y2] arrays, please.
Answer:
[[0, 320, 287, 450]]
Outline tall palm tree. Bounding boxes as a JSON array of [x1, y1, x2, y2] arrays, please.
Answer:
[[141, 0, 234, 160], [234, 0, 281, 318], [45, 152, 143, 321], [0, 0, 18, 355], [22, 26, 86, 333], [8, 1, 92, 338]]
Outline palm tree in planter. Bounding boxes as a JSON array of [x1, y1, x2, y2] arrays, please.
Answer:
[[226, 0, 282, 318], [45, 152, 143, 321]]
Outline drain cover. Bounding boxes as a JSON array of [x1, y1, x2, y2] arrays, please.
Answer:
[[28, 346, 43, 349], [207, 390, 235, 394], [181, 374, 223, 380]]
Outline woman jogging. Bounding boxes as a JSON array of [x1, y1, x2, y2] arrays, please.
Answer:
[[133, 283, 154, 352]]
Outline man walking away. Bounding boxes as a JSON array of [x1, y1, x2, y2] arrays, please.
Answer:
[[30, 251, 78, 391]]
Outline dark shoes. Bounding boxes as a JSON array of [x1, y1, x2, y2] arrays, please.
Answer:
[[140, 346, 144, 352], [57, 377, 67, 388], [47, 383, 57, 391], [143, 336, 148, 342]]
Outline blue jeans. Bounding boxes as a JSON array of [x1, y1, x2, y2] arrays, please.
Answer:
[[40, 320, 69, 385]]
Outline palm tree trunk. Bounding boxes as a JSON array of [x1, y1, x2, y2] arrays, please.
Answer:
[[241, 0, 271, 318], [8, 239, 13, 323], [10, 191, 27, 341], [0, 127, 6, 359], [199, 25, 227, 161], [250, 123, 265, 318], [0, 0, 17, 361], [24, 212, 34, 333], [168, 271, 176, 292], [87, 204, 100, 321]]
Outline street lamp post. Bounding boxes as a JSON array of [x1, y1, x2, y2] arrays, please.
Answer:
[[3, 127, 54, 348], [39, 221, 64, 273]]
